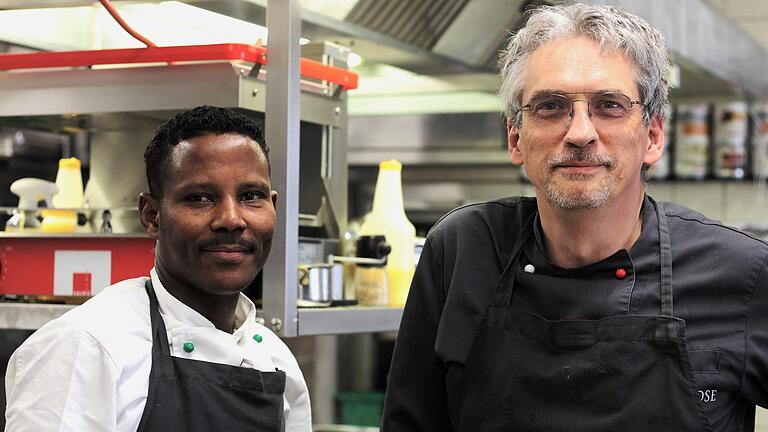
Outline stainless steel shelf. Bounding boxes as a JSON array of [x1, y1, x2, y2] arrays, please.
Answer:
[[0, 232, 149, 238], [0, 303, 75, 330], [297, 306, 403, 336], [0, 302, 403, 334]]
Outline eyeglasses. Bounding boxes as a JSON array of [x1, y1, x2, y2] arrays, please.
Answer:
[[515, 92, 645, 130]]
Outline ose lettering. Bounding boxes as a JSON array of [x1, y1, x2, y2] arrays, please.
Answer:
[[698, 389, 718, 403]]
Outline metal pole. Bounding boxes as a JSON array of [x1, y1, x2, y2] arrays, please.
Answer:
[[264, 0, 301, 337]]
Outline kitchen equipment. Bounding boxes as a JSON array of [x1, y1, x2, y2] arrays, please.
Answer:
[[753, 102, 768, 179], [358, 160, 416, 307], [42, 157, 84, 233], [5, 178, 58, 232], [713, 101, 748, 179], [674, 103, 710, 179], [352, 235, 391, 306], [298, 263, 344, 303]]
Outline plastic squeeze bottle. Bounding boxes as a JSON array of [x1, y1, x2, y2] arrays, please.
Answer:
[[42, 157, 84, 233], [359, 160, 416, 307]]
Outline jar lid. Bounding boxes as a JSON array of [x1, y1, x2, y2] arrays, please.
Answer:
[[59, 157, 81, 169], [379, 159, 402, 172], [356, 235, 391, 266]]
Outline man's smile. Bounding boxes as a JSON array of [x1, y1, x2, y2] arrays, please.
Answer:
[[200, 243, 255, 264]]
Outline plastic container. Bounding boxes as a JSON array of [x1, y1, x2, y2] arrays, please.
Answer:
[[42, 157, 84, 233], [5, 178, 58, 232], [674, 103, 710, 179], [337, 392, 385, 427], [752, 102, 768, 179], [359, 160, 416, 307], [353, 235, 389, 306], [713, 101, 748, 179]]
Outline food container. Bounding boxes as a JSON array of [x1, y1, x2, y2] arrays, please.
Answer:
[[713, 101, 748, 179], [753, 102, 768, 179], [298, 263, 343, 303], [674, 103, 710, 179]]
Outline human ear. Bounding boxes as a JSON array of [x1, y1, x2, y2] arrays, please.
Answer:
[[138, 192, 161, 240], [643, 115, 665, 166], [507, 119, 525, 165]]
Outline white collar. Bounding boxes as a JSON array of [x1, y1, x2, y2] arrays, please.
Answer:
[[149, 268, 256, 334]]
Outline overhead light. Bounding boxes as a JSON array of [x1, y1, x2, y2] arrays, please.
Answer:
[[347, 52, 363, 68], [0, 1, 310, 51], [669, 63, 681, 89]]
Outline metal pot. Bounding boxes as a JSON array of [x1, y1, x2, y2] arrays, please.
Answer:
[[297, 263, 343, 302]]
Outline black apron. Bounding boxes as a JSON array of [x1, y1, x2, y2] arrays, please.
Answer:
[[137, 279, 286, 432], [456, 198, 712, 431]]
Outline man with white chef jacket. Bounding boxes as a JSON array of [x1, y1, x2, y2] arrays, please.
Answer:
[[382, 4, 768, 432], [4, 105, 312, 431]]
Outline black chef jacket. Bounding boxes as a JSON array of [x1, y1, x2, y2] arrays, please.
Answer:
[[382, 195, 768, 432]]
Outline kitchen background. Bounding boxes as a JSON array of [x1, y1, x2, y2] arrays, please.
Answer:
[[2, 0, 768, 430]]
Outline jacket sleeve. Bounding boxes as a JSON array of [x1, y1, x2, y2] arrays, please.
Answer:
[[742, 252, 768, 407], [5, 326, 120, 432], [381, 233, 453, 431]]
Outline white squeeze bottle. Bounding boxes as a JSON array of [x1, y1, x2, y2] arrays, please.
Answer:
[[359, 160, 416, 307]]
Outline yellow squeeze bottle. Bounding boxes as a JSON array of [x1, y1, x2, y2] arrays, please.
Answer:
[[42, 157, 84, 233], [359, 160, 416, 307]]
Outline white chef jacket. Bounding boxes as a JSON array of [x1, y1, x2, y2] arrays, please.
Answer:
[[4, 269, 312, 432]]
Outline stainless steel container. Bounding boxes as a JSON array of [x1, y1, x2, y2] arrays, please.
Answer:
[[298, 263, 343, 302]]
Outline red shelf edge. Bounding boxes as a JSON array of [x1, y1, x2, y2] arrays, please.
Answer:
[[0, 43, 358, 91]]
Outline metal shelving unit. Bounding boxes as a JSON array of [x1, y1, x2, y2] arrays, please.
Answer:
[[0, 302, 403, 334], [0, 3, 404, 337]]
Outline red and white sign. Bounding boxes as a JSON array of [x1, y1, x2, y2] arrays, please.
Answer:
[[53, 250, 111, 296], [0, 236, 155, 296]]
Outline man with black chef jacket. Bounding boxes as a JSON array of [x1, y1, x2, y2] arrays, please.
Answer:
[[382, 4, 768, 432], [5, 106, 312, 431]]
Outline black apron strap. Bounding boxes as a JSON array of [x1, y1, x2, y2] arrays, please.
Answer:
[[493, 211, 536, 307], [144, 278, 172, 358], [651, 197, 674, 317]]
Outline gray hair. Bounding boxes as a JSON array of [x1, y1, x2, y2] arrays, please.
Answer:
[[499, 3, 670, 128]]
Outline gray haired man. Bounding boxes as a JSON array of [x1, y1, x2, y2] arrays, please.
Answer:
[[381, 4, 768, 431]]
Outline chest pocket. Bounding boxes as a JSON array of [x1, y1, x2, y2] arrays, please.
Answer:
[[688, 348, 725, 414], [689, 348, 721, 374]]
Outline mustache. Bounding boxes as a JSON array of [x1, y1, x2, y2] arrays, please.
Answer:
[[545, 149, 614, 170], [198, 235, 255, 251]]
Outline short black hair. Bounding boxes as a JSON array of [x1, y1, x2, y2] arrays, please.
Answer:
[[144, 105, 270, 197]]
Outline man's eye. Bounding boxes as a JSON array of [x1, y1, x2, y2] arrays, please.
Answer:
[[593, 97, 629, 117], [532, 98, 567, 118], [594, 99, 622, 109], [186, 194, 212, 203], [537, 101, 565, 111], [241, 191, 267, 201]]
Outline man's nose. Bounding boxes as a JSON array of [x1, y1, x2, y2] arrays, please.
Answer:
[[564, 100, 598, 147], [211, 196, 247, 231]]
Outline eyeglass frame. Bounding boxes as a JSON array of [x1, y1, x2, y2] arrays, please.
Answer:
[[513, 91, 646, 127]]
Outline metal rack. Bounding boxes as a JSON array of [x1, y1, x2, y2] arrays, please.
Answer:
[[0, 5, 402, 336]]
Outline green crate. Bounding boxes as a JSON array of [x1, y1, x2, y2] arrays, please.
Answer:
[[337, 392, 385, 427]]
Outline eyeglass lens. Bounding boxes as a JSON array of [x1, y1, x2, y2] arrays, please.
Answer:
[[527, 92, 637, 124]]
